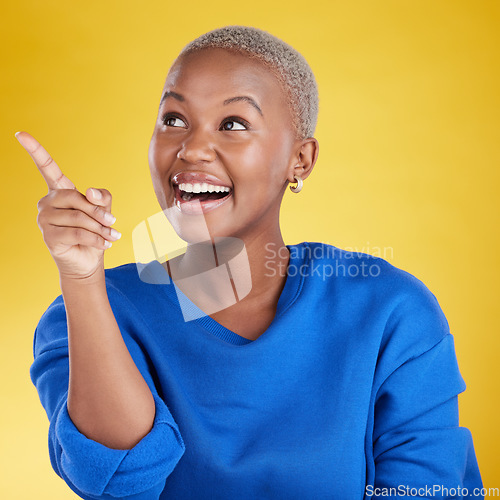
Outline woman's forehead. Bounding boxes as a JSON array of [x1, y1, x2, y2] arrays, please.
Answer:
[[164, 49, 285, 101]]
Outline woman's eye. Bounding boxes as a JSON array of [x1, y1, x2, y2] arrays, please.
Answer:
[[161, 113, 248, 131], [221, 119, 247, 131], [162, 115, 186, 128]]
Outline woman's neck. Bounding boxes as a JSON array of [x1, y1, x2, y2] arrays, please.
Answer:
[[165, 230, 290, 314]]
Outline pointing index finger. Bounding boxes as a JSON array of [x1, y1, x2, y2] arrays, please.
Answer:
[[15, 131, 76, 191]]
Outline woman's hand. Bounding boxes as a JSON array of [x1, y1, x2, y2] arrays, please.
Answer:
[[16, 131, 121, 281]]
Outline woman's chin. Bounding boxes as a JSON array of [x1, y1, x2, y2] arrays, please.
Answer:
[[162, 197, 236, 244]]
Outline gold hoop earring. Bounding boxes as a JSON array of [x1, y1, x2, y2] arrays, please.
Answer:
[[290, 175, 303, 193]]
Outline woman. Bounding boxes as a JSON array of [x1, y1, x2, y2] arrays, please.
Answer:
[[21, 25, 482, 499]]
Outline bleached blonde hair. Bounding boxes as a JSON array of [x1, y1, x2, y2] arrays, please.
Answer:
[[175, 25, 319, 141]]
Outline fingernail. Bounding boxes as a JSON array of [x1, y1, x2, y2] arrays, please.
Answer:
[[104, 212, 116, 224], [104, 240, 112, 248], [91, 188, 102, 200], [15, 131, 21, 138], [110, 228, 121, 239]]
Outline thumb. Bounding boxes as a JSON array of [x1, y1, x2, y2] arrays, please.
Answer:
[[85, 187, 114, 222]]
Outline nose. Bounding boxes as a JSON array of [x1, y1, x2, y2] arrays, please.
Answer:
[[177, 128, 217, 164]]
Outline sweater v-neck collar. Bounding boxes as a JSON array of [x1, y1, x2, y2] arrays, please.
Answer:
[[142, 243, 307, 346]]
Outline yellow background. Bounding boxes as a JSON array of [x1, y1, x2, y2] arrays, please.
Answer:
[[1, 0, 498, 497]]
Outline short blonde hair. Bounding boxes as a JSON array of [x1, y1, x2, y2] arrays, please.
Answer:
[[176, 25, 319, 141]]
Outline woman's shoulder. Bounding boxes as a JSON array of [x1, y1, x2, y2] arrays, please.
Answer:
[[292, 241, 433, 293], [103, 259, 172, 293], [287, 241, 425, 288], [101, 260, 180, 320], [292, 242, 452, 366], [104, 260, 161, 282], [293, 241, 449, 333]]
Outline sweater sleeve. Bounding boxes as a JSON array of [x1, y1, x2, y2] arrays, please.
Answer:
[[29, 290, 186, 500], [368, 281, 483, 499]]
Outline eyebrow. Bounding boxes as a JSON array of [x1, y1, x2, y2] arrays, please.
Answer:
[[159, 91, 263, 116]]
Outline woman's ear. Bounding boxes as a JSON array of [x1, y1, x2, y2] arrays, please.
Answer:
[[287, 138, 319, 183]]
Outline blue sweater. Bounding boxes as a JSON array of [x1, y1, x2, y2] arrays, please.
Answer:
[[30, 242, 483, 499]]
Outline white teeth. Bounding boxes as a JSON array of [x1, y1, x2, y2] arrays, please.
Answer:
[[178, 182, 231, 194]]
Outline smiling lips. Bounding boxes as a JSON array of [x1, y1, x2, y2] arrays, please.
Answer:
[[172, 171, 232, 188], [180, 183, 231, 196], [172, 171, 233, 215]]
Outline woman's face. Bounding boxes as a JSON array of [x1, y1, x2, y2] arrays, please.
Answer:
[[148, 47, 302, 242]]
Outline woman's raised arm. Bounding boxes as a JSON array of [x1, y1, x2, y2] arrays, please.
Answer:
[[19, 131, 185, 498]]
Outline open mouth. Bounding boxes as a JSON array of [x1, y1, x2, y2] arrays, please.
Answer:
[[173, 182, 233, 214]]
